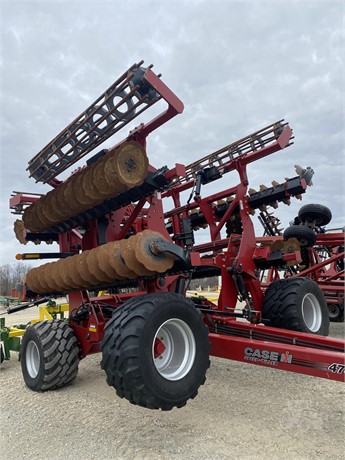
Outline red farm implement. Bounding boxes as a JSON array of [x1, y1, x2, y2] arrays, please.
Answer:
[[7, 61, 345, 410]]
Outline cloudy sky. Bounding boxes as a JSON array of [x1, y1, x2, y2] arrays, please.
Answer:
[[1, 0, 344, 267]]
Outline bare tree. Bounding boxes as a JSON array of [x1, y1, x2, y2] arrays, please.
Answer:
[[11, 262, 31, 288], [0, 264, 12, 296], [189, 276, 219, 291], [0, 263, 32, 296]]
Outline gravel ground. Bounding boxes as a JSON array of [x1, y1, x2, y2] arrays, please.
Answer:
[[0, 304, 344, 460]]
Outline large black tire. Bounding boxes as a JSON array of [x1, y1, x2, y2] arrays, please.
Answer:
[[283, 225, 316, 247], [298, 204, 332, 227], [101, 293, 210, 410], [262, 277, 330, 335], [21, 320, 80, 391], [328, 303, 344, 322]]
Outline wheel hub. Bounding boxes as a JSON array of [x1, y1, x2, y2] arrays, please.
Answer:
[[26, 341, 40, 378], [154, 338, 166, 358], [301, 293, 322, 332], [152, 318, 196, 381]]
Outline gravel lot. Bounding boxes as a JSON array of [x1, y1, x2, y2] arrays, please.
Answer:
[[0, 304, 344, 460]]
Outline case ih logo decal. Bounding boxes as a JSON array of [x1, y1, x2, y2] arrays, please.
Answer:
[[244, 347, 293, 366]]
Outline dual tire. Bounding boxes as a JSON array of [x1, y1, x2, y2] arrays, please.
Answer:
[[263, 277, 330, 335]]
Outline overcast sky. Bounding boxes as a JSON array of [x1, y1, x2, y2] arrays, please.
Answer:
[[1, 0, 344, 267]]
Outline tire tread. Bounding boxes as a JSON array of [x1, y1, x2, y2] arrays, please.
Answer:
[[101, 293, 210, 410], [263, 277, 329, 334], [22, 320, 79, 391]]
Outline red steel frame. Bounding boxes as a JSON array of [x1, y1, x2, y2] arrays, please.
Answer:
[[10, 64, 345, 384]]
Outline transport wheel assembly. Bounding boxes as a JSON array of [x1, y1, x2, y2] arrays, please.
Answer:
[[283, 225, 317, 247], [263, 277, 330, 335], [101, 293, 210, 410], [298, 203, 332, 227]]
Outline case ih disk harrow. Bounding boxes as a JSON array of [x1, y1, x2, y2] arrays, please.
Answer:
[[7, 61, 345, 410]]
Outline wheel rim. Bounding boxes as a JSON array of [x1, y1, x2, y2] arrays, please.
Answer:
[[152, 318, 196, 381], [301, 293, 322, 332], [328, 304, 340, 319], [26, 341, 40, 378]]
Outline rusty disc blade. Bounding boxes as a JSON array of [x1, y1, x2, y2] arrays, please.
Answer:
[[25, 268, 41, 293], [284, 237, 302, 266], [110, 241, 138, 279], [270, 240, 285, 252], [34, 265, 50, 294], [62, 178, 86, 215], [112, 141, 148, 188], [100, 241, 126, 280], [92, 157, 115, 197], [91, 159, 115, 198], [42, 262, 55, 292], [135, 230, 175, 273], [76, 171, 103, 208], [103, 157, 127, 195], [30, 197, 52, 231], [72, 172, 93, 207], [50, 259, 70, 292], [14, 220, 27, 245], [65, 254, 86, 288], [121, 235, 155, 277], [283, 237, 301, 254], [60, 256, 83, 289], [86, 249, 114, 283], [59, 178, 82, 215], [38, 193, 60, 226], [44, 262, 61, 293], [23, 200, 46, 231], [82, 165, 102, 201], [22, 205, 34, 230], [75, 250, 99, 286], [26, 264, 47, 294], [42, 193, 64, 225], [96, 243, 120, 279], [48, 182, 70, 221], [50, 186, 73, 221]]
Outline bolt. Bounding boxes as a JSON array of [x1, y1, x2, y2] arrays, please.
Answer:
[[125, 156, 136, 172]]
